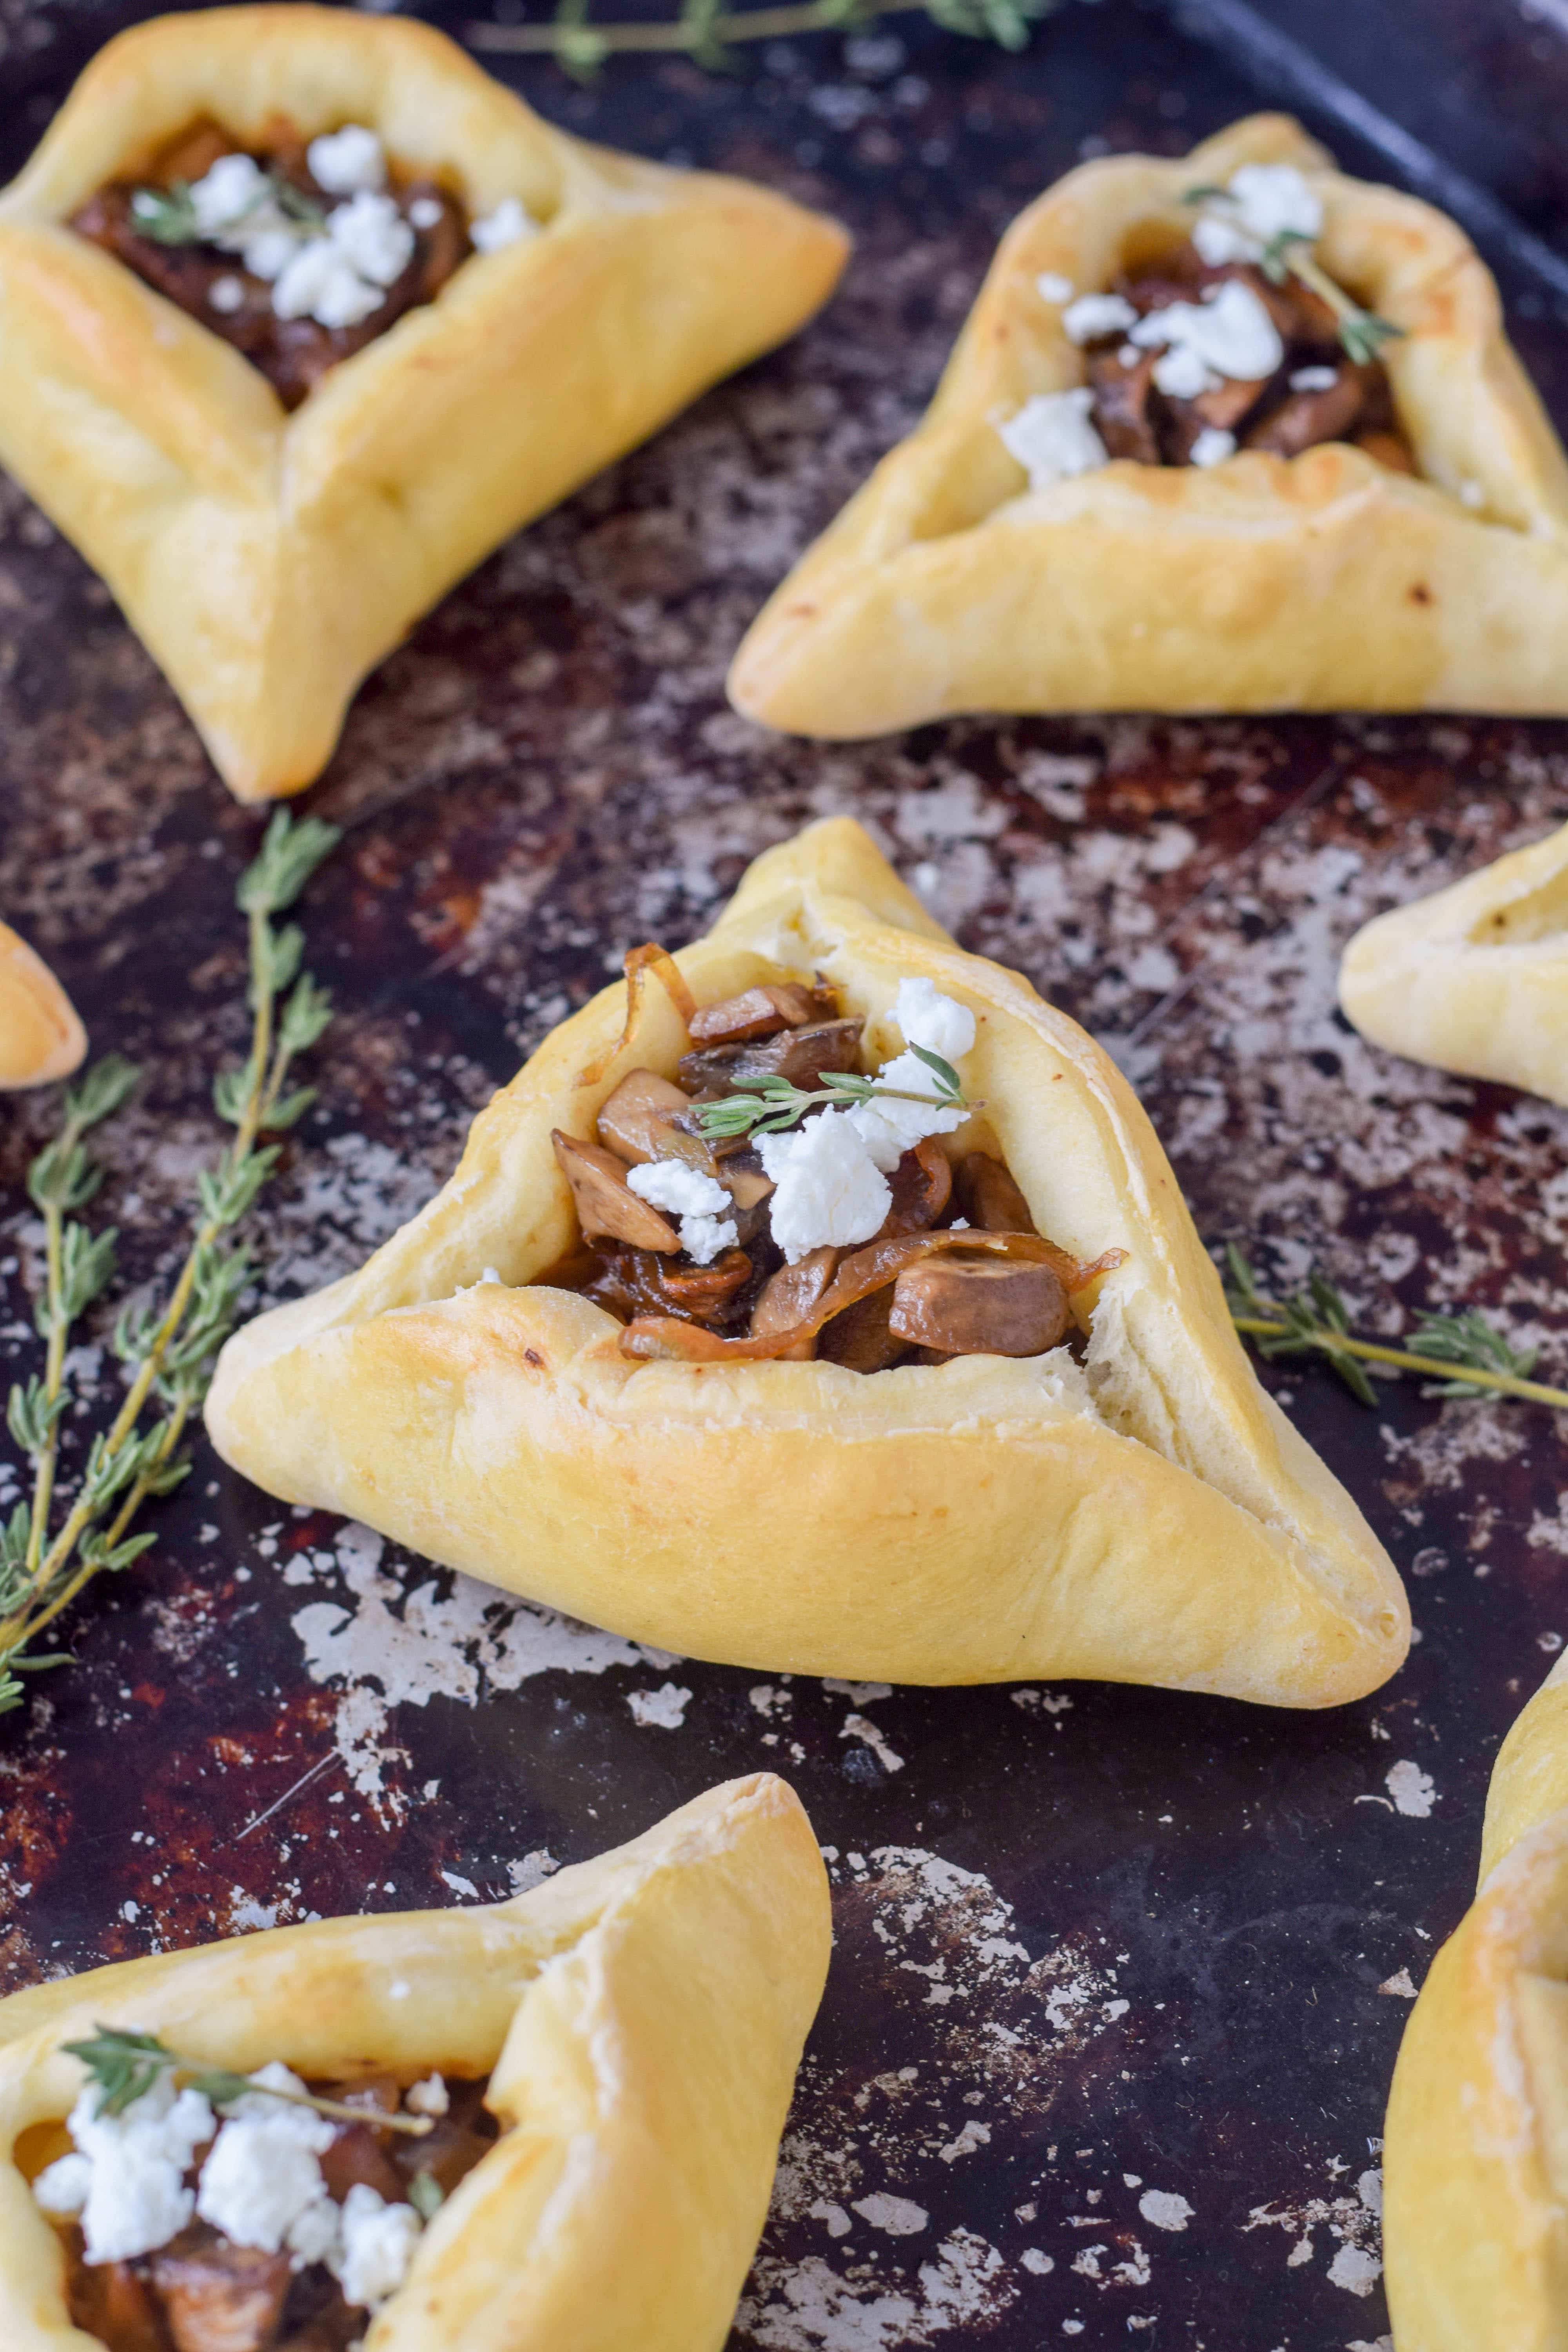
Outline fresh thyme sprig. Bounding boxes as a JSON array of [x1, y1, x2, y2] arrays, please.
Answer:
[[1223, 1246, 1568, 1411], [64, 2025, 434, 2138], [467, 0, 1057, 79], [0, 811, 339, 1717], [693, 1045, 966, 1141], [1181, 189, 1403, 367], [129, 174, 325, 248]]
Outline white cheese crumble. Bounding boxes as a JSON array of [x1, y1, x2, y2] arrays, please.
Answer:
[[759, 1112, 891, 1264], [36, 2076, 216, 2264], [625, 1160, 739, 1265], [1290, 363, 1339, 391], [1152, 343, 1214, 400], [1189, 163, 1323, 265], [471, 197, 537, 254], [194, 2064, 337, 2256], [1130, 278, 1283, 383], [307, 125, 387, 196], [187, 152, 271, 238], [1189, 425, 1237, 468], [272, 240, 384, 330], [405, 2073, 449, 2118], [334, 2181, 423, 2309], [891, 976, 976, 1065], [326, 190, 416, 288], [1191, 213, 1254, 268], [996, 388, 1108, 490], [1035, 270, 1074, 305], [207, 274, 246, 315], [409, 196, 445, 231], [1062, 290, 1136, 345]]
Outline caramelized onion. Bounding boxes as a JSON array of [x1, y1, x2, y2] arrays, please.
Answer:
[[618, 1231, 1124, 1362], [574, 944, 699, 1090]]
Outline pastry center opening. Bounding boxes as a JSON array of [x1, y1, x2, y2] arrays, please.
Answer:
[[537, 957, 1117, 1370], [30, 2042, 499, 2351], [1002, 161, 1422, 492], [71, 117, 539, 411]]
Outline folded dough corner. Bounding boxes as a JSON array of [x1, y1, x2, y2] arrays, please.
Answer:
[[0, 5, 848, 802], [0, 1773, 829, 2352], [1341, 818, 1568, 1106], [728, 113, 1568, 733], [1383, 1658, 1568, 2352], [0, 921, 85, 1091], [207, 817, 1408, 1704]]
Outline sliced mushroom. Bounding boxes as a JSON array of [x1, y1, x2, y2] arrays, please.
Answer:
[[887, 1253, 1069, 1357], [817, 1285, 910, 1374], [147, 2231, 293, 2352], [750, 1246, 839, 1360], [596, 1068, 699, 1165], [1087, 347, 1161, 465], [65, 2246, 169, 2352], [953, 1151, 1037, 1234], [653, 1248, 754, 1323], [1245, 363, 1372, 457], [319, 2119, 405, 2204], [551, 1131, 680, 1252], [877, 1137, 953, 1238], [688, 983, 837, 1045], [678, 1018, 864, 1100]]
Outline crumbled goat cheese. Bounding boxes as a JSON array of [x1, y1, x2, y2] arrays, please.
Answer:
[[1152, 344, 1215, 400], [326, 190, 415, 287], [36, 2076, 216, 2264], [333, 2182, 423, 2309], [997, 388, 1108, 490], [194, 2063, 336, 2256], [1062, 291, 1137, 345], [1189, 426, 1237, 468], [1191, 213, 1254, 268], [207, 274, 246, 315], [1290, 363, 1339, 391], [1131, 278, 1283, 383], [848, 1051, 967, 1169], [759, 1113, 890, 1264], [1035, 271, 1074, 305], [405, 2074, 449, 2118], [188, 152, 271, 238], [272, 240, 385, 330], [471, 198, 537, 254], [1228, 162, 1323, 245], [892, 977, 977, 1065], [409, 196, 445, 231], [307, 125, 386, 196], [239, 224, 303, 282], [626, 1161, 739, 1266]]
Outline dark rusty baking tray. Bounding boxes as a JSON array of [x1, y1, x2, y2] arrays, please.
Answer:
[[5, 0, 1568, 2342]]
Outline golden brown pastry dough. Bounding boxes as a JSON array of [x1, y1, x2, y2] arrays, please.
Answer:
[[1383, 1657, 1568, 2352], [728, 114, 1568, 734], [206, 816, 1408, 1703], [0, 1772, 829, 2351], [0, 923, 86, 1091], [0, 6, 849, 803], [1340, 819, 1568, 1105]]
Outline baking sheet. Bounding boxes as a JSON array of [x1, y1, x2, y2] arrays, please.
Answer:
[[4, 0, 1568, 2341]]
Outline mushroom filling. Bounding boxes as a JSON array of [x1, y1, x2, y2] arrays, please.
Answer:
[[72, 119, 536, 410], [1003, 162, 1417, 489], [544, 967, 1111, 1369], [33, 2060, 497, 2352]]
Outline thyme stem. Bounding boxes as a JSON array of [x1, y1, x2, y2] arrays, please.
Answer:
[[470, 2, 863, 47], [1230, 1314, 1568, 1409]]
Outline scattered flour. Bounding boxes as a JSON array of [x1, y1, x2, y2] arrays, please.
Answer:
[[1385, 1762, 1437, 1819]]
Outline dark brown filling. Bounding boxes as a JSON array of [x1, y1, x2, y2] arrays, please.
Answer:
[[543, 974, 1108, 1369], [1084, 240, 1416, 474], [57, 2071, 497, 2352], [71, 119, 470, 411]]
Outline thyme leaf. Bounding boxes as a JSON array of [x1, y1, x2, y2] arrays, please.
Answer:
[[692, 1056, 967, 1142], [1224, 1245, 1568, 1411], [64, 2026, 434, 2136], [128, 172, 325, 249], [467, 0, 1059, 78]]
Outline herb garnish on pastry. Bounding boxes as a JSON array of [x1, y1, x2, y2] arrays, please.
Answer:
[[0, 1774, 829, 2352], [0, 6, 849, 802], [1383, 1657, 1568, 2352], [0, 923, 85, 1093], [1340, 817, 1568, 1108], [729, 113, 1568, 732], [206, 817, 1408, 1704]]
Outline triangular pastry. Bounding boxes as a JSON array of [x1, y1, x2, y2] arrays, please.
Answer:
[[0, 1773, 829, 2351], [1383, 1658, 1568, 2351], [207, 816, 1407, 1704], [0, 922, 86, 1091], [0, 6, 848, 802], [728, 114, 1568, 735], [1340, 819, 1568, 1105]]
